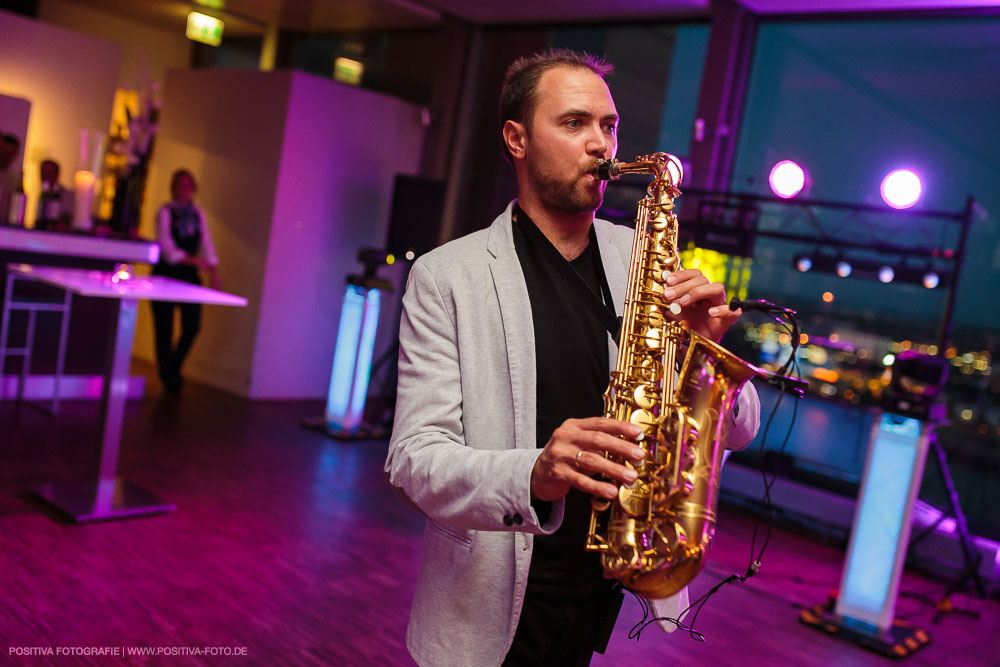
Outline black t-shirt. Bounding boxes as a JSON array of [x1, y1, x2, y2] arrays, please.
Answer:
[[511, 205, 616, 593]]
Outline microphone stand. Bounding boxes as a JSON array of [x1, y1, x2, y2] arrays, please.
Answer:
[[730, 297, 808, 397]]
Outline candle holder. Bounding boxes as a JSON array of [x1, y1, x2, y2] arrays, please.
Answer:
[[73, 129, 105, 232], [72, 170, 96, 231]]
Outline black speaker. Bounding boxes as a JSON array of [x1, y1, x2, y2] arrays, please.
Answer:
[[385, 174, 446, 259]]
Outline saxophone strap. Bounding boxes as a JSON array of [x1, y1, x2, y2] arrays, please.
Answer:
[[513, 205, 622, 346]]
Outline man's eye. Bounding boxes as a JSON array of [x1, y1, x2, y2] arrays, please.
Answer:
[[565, 119, 581, 128], [604, 123, 617, 133]]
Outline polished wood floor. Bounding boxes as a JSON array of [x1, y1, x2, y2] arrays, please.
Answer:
[[0, 366, 997, 666]]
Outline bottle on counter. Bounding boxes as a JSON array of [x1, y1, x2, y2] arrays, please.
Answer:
[[37, 181, 64, 230], [7, 171, 26, 226]]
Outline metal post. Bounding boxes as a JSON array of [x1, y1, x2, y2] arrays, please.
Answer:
[[935, 195, 974, 351]]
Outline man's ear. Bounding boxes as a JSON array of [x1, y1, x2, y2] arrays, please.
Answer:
[[502, 120, 527, 160]]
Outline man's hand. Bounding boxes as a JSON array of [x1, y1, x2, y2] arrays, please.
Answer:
[[530, 417, 647, 502], [662, 268, 741, 342]]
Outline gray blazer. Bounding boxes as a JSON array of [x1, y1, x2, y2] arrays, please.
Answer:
[[385, 202, 761, 667]]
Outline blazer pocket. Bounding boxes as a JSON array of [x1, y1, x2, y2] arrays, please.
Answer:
[[429, 520, 473, 550]]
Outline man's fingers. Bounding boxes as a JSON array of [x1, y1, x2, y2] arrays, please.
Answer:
[[665, 269, 705, 284], [587, 431, 647, 462], [561, 424, 646, 464], [570, 472, 619, 500], [571, 416, 644, 440], [575, 449, 640, 485], [707, 304, 741, 319], [671, 282, 726, 307]]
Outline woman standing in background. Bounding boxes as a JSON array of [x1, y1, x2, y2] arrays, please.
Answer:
[[151, 169, 219, 395]]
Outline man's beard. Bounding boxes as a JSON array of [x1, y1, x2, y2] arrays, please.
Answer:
[[529, 160, 607, 215]]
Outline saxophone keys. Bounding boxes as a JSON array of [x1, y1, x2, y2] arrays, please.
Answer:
[[642, 327, 663, 350], [668, 302, 683, 315], [618, 475, 652, 518], [629, 409, 656, 432], [633, 384, 657, 410]]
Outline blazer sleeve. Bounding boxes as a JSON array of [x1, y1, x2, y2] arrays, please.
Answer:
[[385, 260, 564, 535]]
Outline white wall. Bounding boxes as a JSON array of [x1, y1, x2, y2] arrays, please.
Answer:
[[135, 69, 292, 396], [138, 69, 424, 399], [250, 71, 424, 399], [0, 10, 120, 217]]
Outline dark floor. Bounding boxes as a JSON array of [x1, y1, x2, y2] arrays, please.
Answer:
[[0, 365, 998, 666]]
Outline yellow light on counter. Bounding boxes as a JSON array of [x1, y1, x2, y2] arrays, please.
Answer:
[[334, 57, 364, 86], [187, 12, 224, 46], [72, 170, 96, 231]]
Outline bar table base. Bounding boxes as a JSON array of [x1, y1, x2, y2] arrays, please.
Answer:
[[31, 478, 176, 522]]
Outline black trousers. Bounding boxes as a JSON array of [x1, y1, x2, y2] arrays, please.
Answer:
[[503, 584, 619, 667], [150, 298, 201, 389], [151, 265, 202, 390]]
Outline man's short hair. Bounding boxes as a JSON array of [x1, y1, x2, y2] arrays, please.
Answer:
[[499, 48, 614, 163]]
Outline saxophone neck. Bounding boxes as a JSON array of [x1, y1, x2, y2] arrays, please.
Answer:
[[595, 153, 684, 192]]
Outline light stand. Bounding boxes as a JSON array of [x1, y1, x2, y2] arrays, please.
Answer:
[[302, 249, 393, 440], [801, 351, 951, 658]]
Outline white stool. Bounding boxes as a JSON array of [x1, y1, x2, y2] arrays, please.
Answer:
[[0, 268, 73, 414]]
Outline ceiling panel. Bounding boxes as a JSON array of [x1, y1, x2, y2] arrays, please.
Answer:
[[58, 0, 1000, 36], [742, 0, 1000, 13], [417, 0, 709, 25]]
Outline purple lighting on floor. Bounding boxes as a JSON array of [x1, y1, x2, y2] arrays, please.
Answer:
[[881, 169, 922, 209], [769, 160, 806, 198]]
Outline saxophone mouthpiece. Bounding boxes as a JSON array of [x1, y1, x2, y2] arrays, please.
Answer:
[[596, 159, 620, 181]]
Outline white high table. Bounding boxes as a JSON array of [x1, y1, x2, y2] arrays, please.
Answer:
[[10, 264, 248, 522]]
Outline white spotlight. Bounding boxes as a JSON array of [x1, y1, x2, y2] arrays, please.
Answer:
[[881, 169, 922, 209], [769, 160, 806, 199]]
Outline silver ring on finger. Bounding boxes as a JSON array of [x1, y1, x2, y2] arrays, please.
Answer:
[[575, 450, 585, 469]]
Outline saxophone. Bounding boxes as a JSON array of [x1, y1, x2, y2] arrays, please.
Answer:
[[586, 153, 761, 599]]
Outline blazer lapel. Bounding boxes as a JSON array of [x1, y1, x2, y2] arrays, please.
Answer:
[[487, 204, 536, 451], [594, 220, 628, 370]]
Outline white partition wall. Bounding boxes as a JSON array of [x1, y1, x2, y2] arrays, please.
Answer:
[[137, 69, 423, 399], [251, 73, 423, 399], [0, 10, 121, 221]]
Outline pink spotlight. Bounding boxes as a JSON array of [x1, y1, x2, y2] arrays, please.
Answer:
[[769, 160, 806, 199], [881, 169, 922, 209]]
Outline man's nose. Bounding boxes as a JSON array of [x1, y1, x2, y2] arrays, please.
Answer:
[[585, 125, 610, 157]]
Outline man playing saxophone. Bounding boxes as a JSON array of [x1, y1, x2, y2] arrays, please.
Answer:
[[385, 48, 761, 667]]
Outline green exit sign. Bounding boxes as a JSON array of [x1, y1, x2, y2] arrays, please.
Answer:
[[186, 12, 224, 47]]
